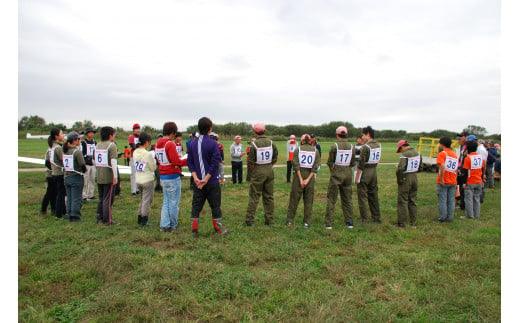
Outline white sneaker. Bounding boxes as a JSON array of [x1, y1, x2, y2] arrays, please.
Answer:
[[303, 223, 309, 228], [325, 226, 332, 230]]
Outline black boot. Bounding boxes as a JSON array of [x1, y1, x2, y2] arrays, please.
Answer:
[[137, 215, 142, 225], [141, 216, 149, 227]]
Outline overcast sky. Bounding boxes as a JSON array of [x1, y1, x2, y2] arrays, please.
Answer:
[[18, 0, 501, 134]]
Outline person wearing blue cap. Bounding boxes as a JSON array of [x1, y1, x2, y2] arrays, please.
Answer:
[[62, 131, 87, 221]]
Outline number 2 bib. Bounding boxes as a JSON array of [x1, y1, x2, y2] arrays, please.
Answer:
[[62, 154, 75, 172]]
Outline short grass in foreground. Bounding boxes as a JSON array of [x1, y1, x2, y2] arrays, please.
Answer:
[[19, 159, 500, 321]]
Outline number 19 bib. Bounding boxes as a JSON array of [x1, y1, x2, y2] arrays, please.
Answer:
[[255, 142, 273, 164]]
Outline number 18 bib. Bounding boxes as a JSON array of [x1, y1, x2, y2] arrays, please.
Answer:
[[405, 155, 421, 173]]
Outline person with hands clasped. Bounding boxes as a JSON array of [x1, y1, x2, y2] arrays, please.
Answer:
[[436, 136, 458, 223], [94, 127, 119, 225], [285, 134, 320, 228], [324, 126, 355, 229], [395, 140, 421, 228], [133, 132, 157, 227], [460, 140, 486, 219], [156, 122, 188, 232], [62, 131, 87, 222], [187, 117, 229, 237]]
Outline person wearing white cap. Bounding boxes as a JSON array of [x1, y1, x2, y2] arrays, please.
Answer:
[[245, 122, 278, 226], [285, 134, 320, 228], [324, 126, 355, 229], [230, 135, 246, 184], [286, 135, 299, 183], [395, 140, 421, 228]]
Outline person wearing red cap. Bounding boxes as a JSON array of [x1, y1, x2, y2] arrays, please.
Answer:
[[230, 135, 246, 184], [285, 134, 321, 228], [355, 126, 382, 223], [128, 123, 141, 197], [286, 135, 299, 183], [245, 122, 278, 226], [395, 140, 421, 228], [324, 126, 355, 229]]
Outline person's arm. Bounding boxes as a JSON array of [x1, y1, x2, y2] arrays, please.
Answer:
[[327, 145, 336, 171], [147, 152, 157, 172], [396, 154, 407, 184], [272, 142, 278, 165], [437, 152, 446, 186], [75, 150, 87, 173]]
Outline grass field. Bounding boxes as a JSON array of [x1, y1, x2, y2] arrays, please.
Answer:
[[18, 138, 501, 321]]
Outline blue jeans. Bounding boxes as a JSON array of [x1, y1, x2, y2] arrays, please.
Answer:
[[437, 184, 456, 221], [465, 183, 482, 219], [160, 177, 181, 228], [64, 175, 84, 219]]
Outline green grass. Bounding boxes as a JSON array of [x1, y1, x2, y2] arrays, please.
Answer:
[[18, 139, 500, 321]]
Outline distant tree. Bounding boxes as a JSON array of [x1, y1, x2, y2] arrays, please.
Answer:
[[465, 125, 487, 137], [71, 120, 95, 131], [18, 115, 46, 130]]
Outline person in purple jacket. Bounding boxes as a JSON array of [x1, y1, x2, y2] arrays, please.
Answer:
[[187, 117, 229, 237]]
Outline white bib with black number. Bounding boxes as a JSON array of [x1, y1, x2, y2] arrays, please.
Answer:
[[470, 154, 483, 170], [405, 155, 421, 173], [176, 145, 183, 157], [299, 149, 316, 168], [335, 143, 352, 166], [254, 142, 273, 165], [366, 145, 381, 165], [445, 156, 458, 173], [135, 160, 147, 172], [94, 143, 113, 168], [86, 143, 96, 156], [155, 144, 171, 166], [63, 154, 74, 172], [233, 145, 242, 155]]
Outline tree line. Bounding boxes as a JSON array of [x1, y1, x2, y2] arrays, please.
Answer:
[[18, 115, 500, 142]]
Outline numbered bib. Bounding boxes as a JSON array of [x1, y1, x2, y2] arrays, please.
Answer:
[[335, 144, 352, 166], [86, 143, 96, 156], [176, 145, 183, 157], [299, 150, 316, 168], [62, 154, 75, 172], [289, 144, 297, 153], [470, 155, 483, 170], [135, 160, 148, 172], [256, 145, 273, 164], [49, 148, 56, 165], [444, 156, 458, 173], [366, 145, 381, 165], [405, 155, 421, 173], [155, 147, 171, 166], [94, 149, 109, 167], [233, 146, 242, 155], [133, 137, 139, 146]]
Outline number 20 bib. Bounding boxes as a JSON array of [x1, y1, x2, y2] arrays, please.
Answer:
[[299, 149, 316, 168]]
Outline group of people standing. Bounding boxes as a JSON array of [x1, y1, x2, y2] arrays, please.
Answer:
[[39, 119, 499, 236]]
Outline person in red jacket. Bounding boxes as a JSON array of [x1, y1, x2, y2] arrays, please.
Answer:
[[155, 122, 188, 232], [128, 123, 141, 196]]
